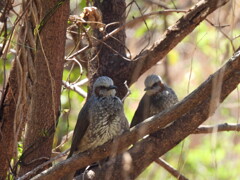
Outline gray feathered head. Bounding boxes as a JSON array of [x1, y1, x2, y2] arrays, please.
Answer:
[[93, 76, 117, 97], [144, 74, 164, 95]]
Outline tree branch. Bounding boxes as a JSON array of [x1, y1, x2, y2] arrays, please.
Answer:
[[29, 48, 240, 179], [155, 158, 188, 180], [62, 81, 87, 98], [102, 9, 186, 41], [127, 0, 230, 85], [194, 123, 240, 134], [155, 122, 240, 179]]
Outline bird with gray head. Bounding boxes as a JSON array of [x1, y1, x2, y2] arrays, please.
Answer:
[[62, 76, 129, 180], [130, 74, 178, 128]]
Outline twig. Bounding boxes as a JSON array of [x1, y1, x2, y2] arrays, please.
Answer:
[[205, 19, 235, 51], [74, 78, 88, 86], [103, 9, 186, 41], [122, 80, 131, 102], [155, 158, 188, 180], [18, 150, 69, 180], [66, 44, 91, 60], [65, 9, 186, 61], [0, 43, 16, 54], [145, 0, 169, 9], [205, 19, 229, 28], [52, 130, 73, 151], [65, 57, 83, 84], [194, 123, 240, 134], [233, 34, 240, 41], [62, 81, 87, 98], [92, 36, 131, 61]]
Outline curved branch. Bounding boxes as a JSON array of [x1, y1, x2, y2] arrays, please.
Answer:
[[127, 0, 230, 85]]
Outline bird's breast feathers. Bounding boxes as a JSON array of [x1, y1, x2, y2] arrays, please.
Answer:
[[83, 96, 126, 147]]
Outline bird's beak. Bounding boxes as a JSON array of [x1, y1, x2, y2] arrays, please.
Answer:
[[108, 85, 117, 90], [144, 87, 151, 91]]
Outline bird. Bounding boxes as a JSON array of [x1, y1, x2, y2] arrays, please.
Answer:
[[130, 74, 178, 129], [63, 76, 129, 180]]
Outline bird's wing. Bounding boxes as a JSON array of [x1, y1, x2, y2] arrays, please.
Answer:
[[68, 99, 91, 158], [130, 94, 150, 128], [168, 87, 179, 103]]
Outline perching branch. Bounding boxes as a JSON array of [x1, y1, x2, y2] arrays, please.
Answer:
[[29, 48, 240, 180]]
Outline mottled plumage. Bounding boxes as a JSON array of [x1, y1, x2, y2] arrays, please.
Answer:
[[64, 76, 129, 180], [130, 74, 178, 128]]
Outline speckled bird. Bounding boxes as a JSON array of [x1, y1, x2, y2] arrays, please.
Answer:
[[130, 74, 178, 128], [64, 76, 129, 180]]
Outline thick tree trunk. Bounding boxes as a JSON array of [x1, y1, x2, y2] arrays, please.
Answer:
[[15, 0, 69, 176], [0, 2, 34, 178], [88, 0, 128, 98], [0, 68, 19, 179]]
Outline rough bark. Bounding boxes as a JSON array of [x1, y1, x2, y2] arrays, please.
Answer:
[[0, 69, 18, 179], [28, 49, 240, 180], [0, 1, 35, 178], [17, 0, 69, 176], [88, 0, 128, 98]]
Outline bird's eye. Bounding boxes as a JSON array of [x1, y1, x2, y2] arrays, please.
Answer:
[[99, 86, 106, 89], [152, 82, 158, 88]]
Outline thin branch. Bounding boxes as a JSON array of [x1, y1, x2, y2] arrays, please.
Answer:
[[18, 150, 69, 180], [74, 78, 88, 86], [0, 43, 16, 54], [92, 36, 131, 61], [194, 123, 240, 134], [155, 158, 188, 180], [66, 44, 91, 60], [205, 19, 235, 52], [122, 81, 131, 102], [103, 9, 186, 41], [154, 123, 240, 178], [62, 81, 87, 98], [52, 130, 73, 151], [144, 0, 170, 9]]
